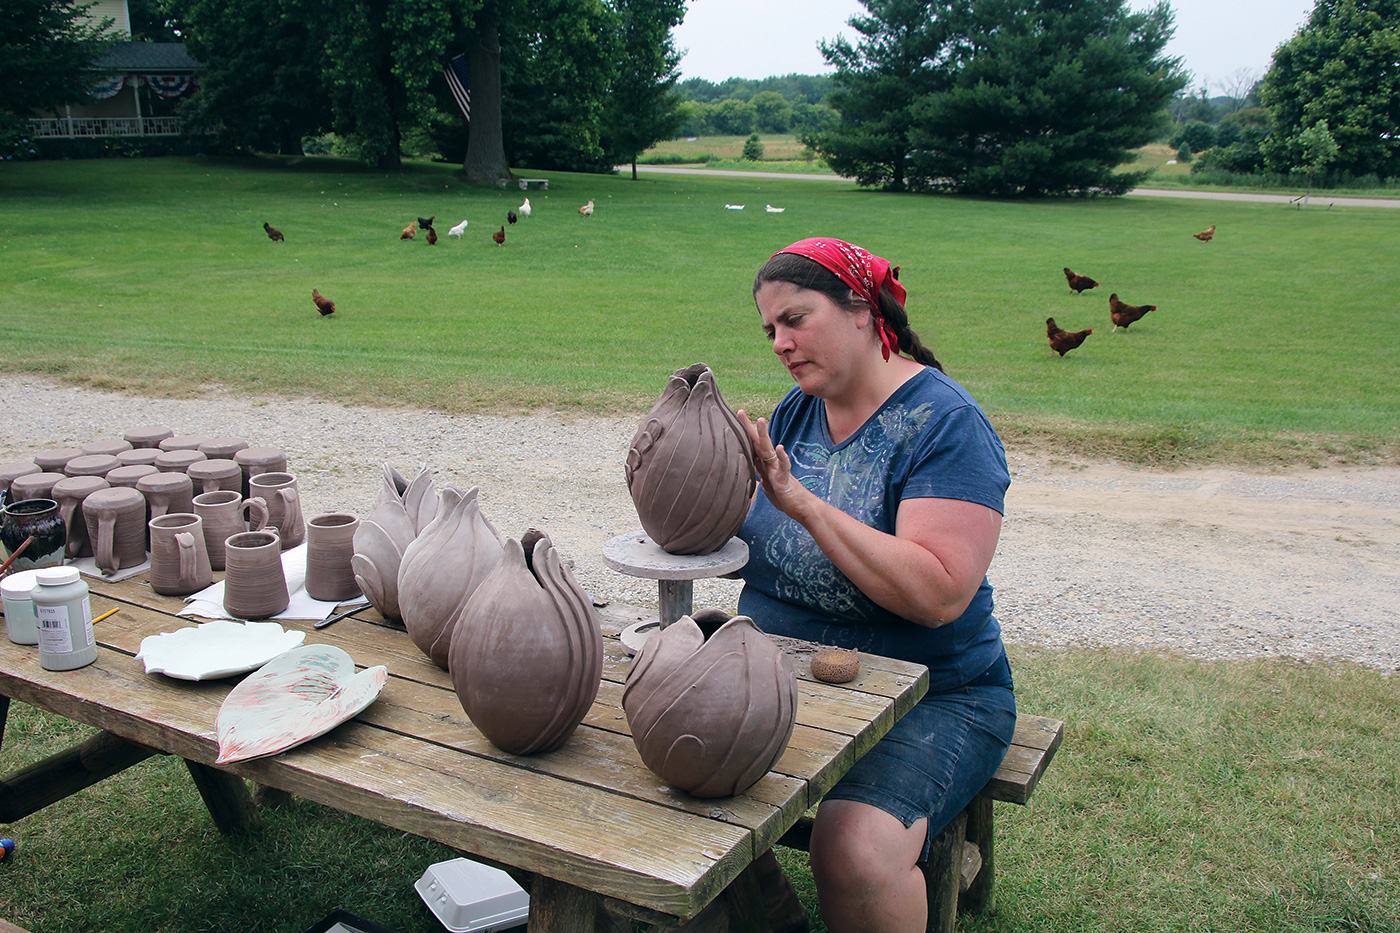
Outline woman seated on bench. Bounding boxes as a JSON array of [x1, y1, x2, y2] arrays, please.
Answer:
[[736, 237, 1017, 933]]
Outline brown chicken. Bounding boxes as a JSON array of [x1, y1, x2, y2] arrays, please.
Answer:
[[263, 222, 284, 242], [1193, 224, 1215, 242], [1109, 293, 1157, 330], [1046, 317, 1091, 356], [493, 225, 506, 246], [426, 226, 438, 246], [311, 288, 335, 316], [400, 221, 416, 240], [1063, 267, 1098, 294]]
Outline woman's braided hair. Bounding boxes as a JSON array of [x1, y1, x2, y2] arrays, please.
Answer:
[[754, 252, 944, 372]]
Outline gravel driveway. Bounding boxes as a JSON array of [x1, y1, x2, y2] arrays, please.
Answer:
[[6, 376, 1397, 674]]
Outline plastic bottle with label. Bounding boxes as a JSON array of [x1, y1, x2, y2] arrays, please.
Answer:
[[31, 566, 98, 671]]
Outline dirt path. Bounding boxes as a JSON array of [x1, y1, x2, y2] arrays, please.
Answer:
[[5, 376, 1397, 674]]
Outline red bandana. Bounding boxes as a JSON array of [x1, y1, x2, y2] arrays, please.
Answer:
[[773, 237, 907, 361]]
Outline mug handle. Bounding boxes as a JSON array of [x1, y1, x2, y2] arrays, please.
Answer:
[[279, 488, 302, 527], [175, 531, 195, 585], [96, 515, 116, 575], [241, 497, 269, 532], [59, 498, 81, 558]]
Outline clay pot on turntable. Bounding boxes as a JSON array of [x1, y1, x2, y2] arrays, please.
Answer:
[[51, 475, 109, 559], [623, 613, 797, 798], [449, 529, 602, 755], [148, 512, 213, 596], [396, 485, 503, 669], [625, 363, 756, 556]]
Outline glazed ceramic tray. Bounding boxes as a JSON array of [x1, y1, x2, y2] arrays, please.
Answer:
[[135, 620, 306, 681], [214, 644, 388, 765]]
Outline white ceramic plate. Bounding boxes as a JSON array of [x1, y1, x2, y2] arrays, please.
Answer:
[[136, 620, 307, 681]]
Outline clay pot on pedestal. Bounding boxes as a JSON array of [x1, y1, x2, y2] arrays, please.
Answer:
[[105, 464, 159, 489], [396, 485, 503, 669], [1, 463, 41, 499], [449, 529, 602, 755], [350, 463, 439, 624], [623, 614, 797, 798], [626, 363, 756, 555], [234, 446, 287, 497]]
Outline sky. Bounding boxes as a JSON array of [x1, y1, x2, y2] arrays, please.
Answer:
[[672, 0, 1317, 92]]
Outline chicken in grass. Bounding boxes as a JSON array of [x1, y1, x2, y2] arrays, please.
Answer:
[[1109, 293, 1157, 331], [263, 222, 284, 242], [448, 219, 469, 238], [578, 199, 594, 216], [493, 225, 506, 246], [401, 221, 416, 240], [518, 197, 531, 218], [1063, 267, 1098, 294], [417, 216, 435, 231], [507, 210, 518, 225], [312, 288, 335, 316], [1193, 224, 1216, 242], [426, 226, 438, 245], [1046, 317, 1091, 356]]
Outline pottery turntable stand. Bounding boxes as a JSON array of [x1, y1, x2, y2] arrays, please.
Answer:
[[601, 530, 748, 652]]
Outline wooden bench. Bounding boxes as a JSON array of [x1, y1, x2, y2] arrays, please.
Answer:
[[777, 712, 1063, 933], [497, 177, 549, 190]]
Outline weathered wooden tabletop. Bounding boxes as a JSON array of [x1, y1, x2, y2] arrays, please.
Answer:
[[0, 573, 927, 929]]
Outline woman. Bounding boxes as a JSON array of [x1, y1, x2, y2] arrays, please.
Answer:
[[736, 237, 1016, 933]]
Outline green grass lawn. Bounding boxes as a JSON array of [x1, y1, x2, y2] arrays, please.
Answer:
[[1, 155, 1397, 469]]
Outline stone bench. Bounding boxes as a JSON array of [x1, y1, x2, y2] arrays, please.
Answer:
[[777, 712, 1064, 933]]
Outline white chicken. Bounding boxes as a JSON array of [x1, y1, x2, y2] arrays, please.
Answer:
[[447, 219, 469, 238], [724, 203, 745, 210], [765, 204, 785, 213], [519, 197, 532, 219], [578, 199, 594, 216]]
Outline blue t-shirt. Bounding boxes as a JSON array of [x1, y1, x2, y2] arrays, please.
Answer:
[[737, 366, 1010, 691]]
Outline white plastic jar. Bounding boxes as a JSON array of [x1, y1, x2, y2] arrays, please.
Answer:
[[31, 566, 98, 671]]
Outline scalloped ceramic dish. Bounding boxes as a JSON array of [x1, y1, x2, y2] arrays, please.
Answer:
[[135, 620, 307, 681]]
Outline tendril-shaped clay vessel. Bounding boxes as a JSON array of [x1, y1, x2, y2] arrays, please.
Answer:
[[450, 529, 602, 755], [351, 463, 439, 623], [623, 613, 797, 798], [397, 485, 505, 669], [625, 362, 756, 555]]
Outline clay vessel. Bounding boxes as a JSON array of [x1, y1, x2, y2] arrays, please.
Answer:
[[105, 464, 159, 489], [396, 485, 503, 668], [81, 437, 133, 457], [450, 529, 602, 755], [33, 449, 83, 472], [82, 486, 148, 575], [158, 434, 207, 452], [198, 437, 249, 459], [116, 448, 161, 467], [51, 475, 109, 558], [623, 614, 797, 798], [625, 362, 756, 555], [1, 498, 67, 572], [124, 425, 173, 449], [63, 454, 120, 478], [223, 530, 289, 619], [234, 446, 287, 497], [348, 462, 439, 623], [148, 512, 213, 596], [9, 472, 66, 503], [377, 463, 441, 534], [192, 490, 268, 571], [249, 471, 304, 549], [0, 462, 41, 498], [187, 458, 243, 495], [305, 512, 361, 602], [154, 449, 207, 473], [137, 471, 195, 524]]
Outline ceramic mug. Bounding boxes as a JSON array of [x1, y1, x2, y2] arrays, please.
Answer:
[[82, 486, 148, 576], [63, 454, 121, 478], [50, 475, 109, 559], [33, 448, 84, 472], [158, 435, 207, 452], [223, 529, 289, 619], [0, 462, 41, 498], [1, 498, 67, 572], [305, 512, 362, 601], [81, 437, 133, 457], [116, 448, 162, 467], [124, 425, 173, 449], [154, 449, 207, 473], [187, 458, 243, 496], [105, 464, 159, 489], [234, 446, 287, 498], [137, 471, 195, 524], [249, 472, 304, 550], [9, 472, 66, 503], [148, 512, 213, 597], [192, 490, 268, 571]]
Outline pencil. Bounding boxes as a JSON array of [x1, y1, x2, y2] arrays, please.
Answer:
[[92, 608, 120, 624]]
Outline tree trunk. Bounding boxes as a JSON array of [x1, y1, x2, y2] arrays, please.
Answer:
[[462, 4, 507, 183], [631, 159, 637, 180]]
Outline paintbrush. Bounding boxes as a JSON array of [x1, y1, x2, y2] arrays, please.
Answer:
[[0, 535, 36, 577]]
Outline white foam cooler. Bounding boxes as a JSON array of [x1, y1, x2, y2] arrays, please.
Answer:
[[414, 857, 529, 932]]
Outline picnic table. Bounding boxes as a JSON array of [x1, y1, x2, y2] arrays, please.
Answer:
[[0, 571, 928, 931]]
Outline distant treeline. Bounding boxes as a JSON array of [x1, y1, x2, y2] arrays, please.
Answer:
[[672, 74, 837, 137]]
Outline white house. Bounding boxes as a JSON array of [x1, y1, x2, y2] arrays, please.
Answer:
[[28, 0, 201, 140]]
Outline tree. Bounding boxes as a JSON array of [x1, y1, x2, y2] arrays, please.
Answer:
[[710, 98, 756, 135], [811, 0, 1185, 195], [1297, 118, 1339, 205], [1215, 68, 1260, 114], [742, 133, 764, 160], [1, 0, 115, 143], [750, 90, 792, 133], [600, 0, 686, 180], [1259, 0, 1400, 180]]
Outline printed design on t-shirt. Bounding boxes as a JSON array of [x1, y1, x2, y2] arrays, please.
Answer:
[[765, 402, 936, 619]]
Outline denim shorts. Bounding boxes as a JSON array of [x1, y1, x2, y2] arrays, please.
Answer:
[[823, 651, 1017, 858]]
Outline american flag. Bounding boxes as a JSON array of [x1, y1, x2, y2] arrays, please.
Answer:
[[443, 54, 471, 125]]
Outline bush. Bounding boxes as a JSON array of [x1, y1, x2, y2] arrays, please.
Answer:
[[1180, 120, 1217, 153], [1176, 142, 1192, 163], [742, 133, 764, 161]]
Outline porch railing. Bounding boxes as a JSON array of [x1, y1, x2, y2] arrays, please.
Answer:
[[27, 116, 184, 138]]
